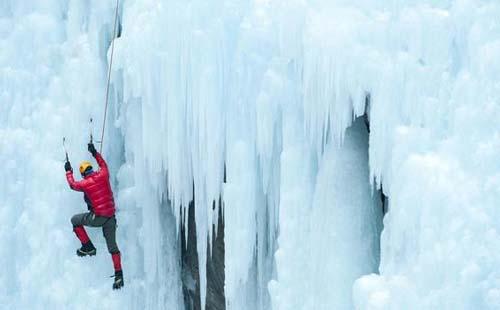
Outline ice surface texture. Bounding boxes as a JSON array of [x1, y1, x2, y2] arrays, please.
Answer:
[[2, 0, 500, 309]]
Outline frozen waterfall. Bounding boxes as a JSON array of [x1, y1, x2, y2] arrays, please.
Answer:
[[1, 0, 500, 310]]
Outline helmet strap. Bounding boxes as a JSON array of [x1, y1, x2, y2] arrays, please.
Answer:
[[82, 166, 94, 177]]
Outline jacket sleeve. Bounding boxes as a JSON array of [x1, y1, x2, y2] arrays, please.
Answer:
[[66, 171, 85, 191], [94, 152, 109, 177]]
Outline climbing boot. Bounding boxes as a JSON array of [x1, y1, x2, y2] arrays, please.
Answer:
[[77, 241, 96, 257], [112, 270, 124, 290]]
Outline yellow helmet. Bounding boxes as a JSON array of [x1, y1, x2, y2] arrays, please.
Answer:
[[79, 161, 93, 175]]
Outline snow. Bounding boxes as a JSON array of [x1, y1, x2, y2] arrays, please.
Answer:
[[2, 0, 500, 309]]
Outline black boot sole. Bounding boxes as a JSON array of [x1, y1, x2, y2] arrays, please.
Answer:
[[113, 279, 124, 290], [77, 249, 96, 257]]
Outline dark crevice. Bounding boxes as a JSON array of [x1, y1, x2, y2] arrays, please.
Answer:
[[206, 200, 225, 310], [117, 15, 122, 38], [380, 186, 388, 215], [364, 93, 371, 133], [181, 196, 226, 310], [359, 93, 387, 276], [363, 93, 388, 216], [181, 200, 201, 310]]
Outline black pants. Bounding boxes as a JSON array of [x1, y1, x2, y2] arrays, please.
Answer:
[[71, 212, 119, 254]]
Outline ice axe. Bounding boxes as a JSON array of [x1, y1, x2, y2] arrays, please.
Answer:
[[89, 117, 102, 146], [62, 137, 69, 162], [89, 117, 94, 144]]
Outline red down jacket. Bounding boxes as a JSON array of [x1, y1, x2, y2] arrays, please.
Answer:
[[66, 153, 115, 217]]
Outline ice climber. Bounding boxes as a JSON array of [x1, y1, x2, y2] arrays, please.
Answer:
[[64, 142, 124, 290]]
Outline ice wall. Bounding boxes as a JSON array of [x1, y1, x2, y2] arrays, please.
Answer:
[[3, 0, 500, 309], [0, 1, 181, 309], [112, 0, 381, 309], [353, 2, 500, 307], [113, 0, 500, 309]]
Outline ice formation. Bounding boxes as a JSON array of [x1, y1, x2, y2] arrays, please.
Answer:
[[1, 0, 500, 309]]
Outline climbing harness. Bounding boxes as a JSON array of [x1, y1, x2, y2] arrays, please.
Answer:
[[99, 0, 120, 153]]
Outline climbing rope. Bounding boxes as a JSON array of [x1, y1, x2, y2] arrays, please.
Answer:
[[99, 0, 120, 153]]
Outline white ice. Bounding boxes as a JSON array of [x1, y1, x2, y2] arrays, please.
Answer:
[[2, 0, 500, 309]]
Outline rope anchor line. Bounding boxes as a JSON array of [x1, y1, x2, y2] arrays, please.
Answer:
[[61, 0, 119, 160], [99, 0, 120, 153]]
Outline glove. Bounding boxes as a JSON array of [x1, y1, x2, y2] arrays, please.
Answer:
[[88, 143, 97, 157], [64, 161, 72, 172]]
